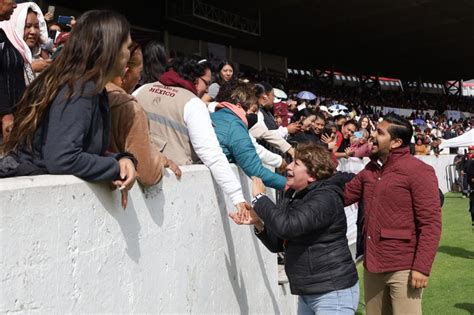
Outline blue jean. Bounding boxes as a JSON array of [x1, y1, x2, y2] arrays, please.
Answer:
[[297, 282, 360, 315]]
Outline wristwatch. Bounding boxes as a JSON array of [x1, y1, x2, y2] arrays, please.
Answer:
[[251, 192, 266, 207]]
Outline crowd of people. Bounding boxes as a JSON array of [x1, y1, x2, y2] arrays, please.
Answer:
[[0, 2, 465, 314]]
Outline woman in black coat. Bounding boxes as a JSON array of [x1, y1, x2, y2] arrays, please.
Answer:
[[232, 143, 359, 314]]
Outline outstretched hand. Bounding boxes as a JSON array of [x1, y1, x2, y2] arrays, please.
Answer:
[[166, 158, 182, 179], [229, 205, 263, 230], [231, 201, 252, 224], [112, 158, 136, 209], [321, 133, 336, 149], [344, 147, 354, 158]]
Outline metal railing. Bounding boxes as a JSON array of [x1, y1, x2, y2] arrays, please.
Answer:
[[445, 164, 460, 192]]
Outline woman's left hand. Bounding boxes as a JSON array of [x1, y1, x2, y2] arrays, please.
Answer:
[[229, 206, 262, 228], [112, 158, 137, 209], [252, 177, 266, 197]]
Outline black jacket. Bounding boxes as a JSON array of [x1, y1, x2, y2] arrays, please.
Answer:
[[289, 131, 326, 148], [0, 29, 26, 116], [15, 81, 121, 181], [254, 172, 358, 295]]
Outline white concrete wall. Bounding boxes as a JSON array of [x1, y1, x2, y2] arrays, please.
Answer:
[[0, 156, 452, 313], [0, 165, 297, 314]]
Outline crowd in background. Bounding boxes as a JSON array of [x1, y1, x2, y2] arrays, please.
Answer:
[[0, 3, 464, 313]]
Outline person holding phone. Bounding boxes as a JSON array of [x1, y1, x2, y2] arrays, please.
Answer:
[[345, 129, 373, 158]]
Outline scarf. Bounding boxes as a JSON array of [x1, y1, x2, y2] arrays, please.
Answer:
[[159, 69, 197, 95], [0, 2, 48, 64], [215, 102, 248, 126]]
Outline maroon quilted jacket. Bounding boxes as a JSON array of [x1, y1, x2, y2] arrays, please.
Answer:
[[344, 146, 442, 275]]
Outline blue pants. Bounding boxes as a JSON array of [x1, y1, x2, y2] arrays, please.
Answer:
[[297, 282, 360, 315]]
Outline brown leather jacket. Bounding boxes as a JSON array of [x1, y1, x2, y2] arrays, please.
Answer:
[[106, 83, 166, 186]]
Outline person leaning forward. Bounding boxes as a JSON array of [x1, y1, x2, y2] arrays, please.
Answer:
[[344, 113, 442, 315], [134, 56, 250, 215]]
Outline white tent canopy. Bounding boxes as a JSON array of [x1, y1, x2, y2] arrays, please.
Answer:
[[439, 129, 474, 149]]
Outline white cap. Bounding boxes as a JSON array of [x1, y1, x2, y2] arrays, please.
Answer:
[[319, 105, 329, 113]]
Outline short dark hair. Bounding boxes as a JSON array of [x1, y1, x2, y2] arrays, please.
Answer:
[[343, 119, 358, 128], [295, 143, 335, 180], [383, 113, 413, 147], [314, 112, 326, 122], [258, 81, 273, 93], [142, 40, 168, 84], [171, 56, 211, 85]]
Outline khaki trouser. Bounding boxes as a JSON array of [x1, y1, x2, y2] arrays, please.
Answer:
[[364, 269, 423, 315]]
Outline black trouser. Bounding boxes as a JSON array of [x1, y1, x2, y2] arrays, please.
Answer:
[[470, 192, 474, 222]]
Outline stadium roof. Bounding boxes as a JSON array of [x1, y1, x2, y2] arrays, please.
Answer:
[[50, 0, 474, 81]]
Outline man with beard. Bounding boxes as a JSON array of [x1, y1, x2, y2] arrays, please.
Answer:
[[344, 114, 442, 315]]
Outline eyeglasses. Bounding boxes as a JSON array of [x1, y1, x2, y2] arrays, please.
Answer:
[[199, 77, 211, 87]]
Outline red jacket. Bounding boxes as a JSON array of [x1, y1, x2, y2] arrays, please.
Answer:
[[344, 146, 442, 275]]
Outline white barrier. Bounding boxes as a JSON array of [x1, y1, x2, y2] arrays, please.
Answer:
[[0, 166, 297, 314], [0, 155, 454, 313], [338, 154, 455, 194]]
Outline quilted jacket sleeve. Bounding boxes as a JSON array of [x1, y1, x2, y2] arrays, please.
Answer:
[[344, 171, 364, 206], [409, 163, 442, 275]]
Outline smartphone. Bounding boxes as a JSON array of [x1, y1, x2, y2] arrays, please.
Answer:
[[58, 15, 72, 25], [48, 29, 57, 40]]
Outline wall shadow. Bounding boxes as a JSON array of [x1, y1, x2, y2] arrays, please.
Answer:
[[237, 168, 281, 313], [141, 180, 166, 227], [437, 245, 474, 260], [454, 303, 474, 314], [88, 183, 142, 263], [216, 187, 250, 315], [250, 231, 281, 314]]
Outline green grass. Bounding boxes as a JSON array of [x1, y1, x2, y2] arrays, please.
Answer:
[[356, 193, 474, 315]]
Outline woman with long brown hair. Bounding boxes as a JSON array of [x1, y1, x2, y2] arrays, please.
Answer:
[[0, 10, 136, 207]]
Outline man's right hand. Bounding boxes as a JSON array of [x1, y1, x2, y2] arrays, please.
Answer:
[[410, 270, 429, 289]]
